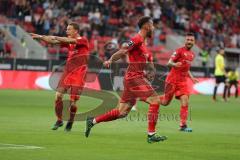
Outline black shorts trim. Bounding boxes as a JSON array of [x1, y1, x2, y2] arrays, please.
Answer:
[[229, 80, 238, 85], [215, 75, 226, 84]]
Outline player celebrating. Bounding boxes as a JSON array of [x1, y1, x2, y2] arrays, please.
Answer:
[[31, 22, 89, 131], [160, 33, 198, 132], [85, 16, 167, 143]]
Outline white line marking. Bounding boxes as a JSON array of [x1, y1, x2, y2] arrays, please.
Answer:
[[0, 143, 44, 150]]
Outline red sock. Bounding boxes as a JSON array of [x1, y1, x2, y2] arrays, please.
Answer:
[[180, 105, 188, 127], [95, 109, 120, 123], [69, 105, 78, 122], [55, 98, 63, 121], [148, 104, 160, 134]]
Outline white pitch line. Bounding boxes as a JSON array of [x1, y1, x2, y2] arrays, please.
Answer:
[[0, 143, 44, 150]]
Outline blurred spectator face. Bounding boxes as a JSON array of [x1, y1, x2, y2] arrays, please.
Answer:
[[185, 35, 195, 49], [66, 25, 78, 38], [145, 20, 154, 38]]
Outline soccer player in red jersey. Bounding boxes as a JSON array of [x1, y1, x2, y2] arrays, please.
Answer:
[[31, 22, 89, 131], [85, 16, 167, 143], [160, 33, 198, 132]]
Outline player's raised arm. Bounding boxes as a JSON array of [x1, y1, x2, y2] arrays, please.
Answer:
[[104, 35, 144, 68], [31, 22, 82, 45], [30, 33, 60, 44]]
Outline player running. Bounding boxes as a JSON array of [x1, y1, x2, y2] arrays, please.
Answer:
[[31, 22, 89, 131], [160, 33, 198, 132], [85, 16, 167, 143]]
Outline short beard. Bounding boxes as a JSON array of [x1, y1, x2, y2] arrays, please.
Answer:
[[186, 44, 193, 50]]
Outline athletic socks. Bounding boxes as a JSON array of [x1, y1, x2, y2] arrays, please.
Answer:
[[148, 104, 159, 134], [95, 109, 120, 123], [69, 105, 77, 122], [55, 98, 63, 121], [223, 85, 228, 100], [180, 105, 188, 127], [213, 86, 217, 100], [93, 103, 161, 135]]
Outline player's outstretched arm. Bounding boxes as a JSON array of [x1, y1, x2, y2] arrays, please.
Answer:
[[53, 36, 77, 44], [104, 47, 128, 68], [30, 33, 60, 44], [109, 47, 128, 62]]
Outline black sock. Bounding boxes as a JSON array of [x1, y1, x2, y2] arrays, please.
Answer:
[[235, 85, 238, 98], [213, 86, 218, 99], [227, 86, 231, 97], [223, 85, 228, 99]]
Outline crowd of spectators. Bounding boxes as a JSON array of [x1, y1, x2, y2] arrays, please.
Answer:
[[0, 0, 162, 38], [0, 0, 165, 60], [0, 0, 240, 60], [0, 30, 5, 57], [160, 0, 240, 49]]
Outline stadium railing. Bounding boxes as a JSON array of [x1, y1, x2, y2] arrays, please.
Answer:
[[0, 24, 47, 59]]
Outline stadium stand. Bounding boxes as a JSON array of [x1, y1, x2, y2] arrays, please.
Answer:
[[0, 0, 240, 65]]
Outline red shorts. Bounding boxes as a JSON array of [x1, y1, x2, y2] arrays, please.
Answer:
[[164, 81, 189, 100], [57, 64, 87, 101], [120, 77, 157, 106]]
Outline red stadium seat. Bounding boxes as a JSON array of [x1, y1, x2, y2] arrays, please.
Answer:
[[108, 18, 120, 25]]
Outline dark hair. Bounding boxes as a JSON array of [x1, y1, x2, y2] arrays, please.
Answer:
[[69, 22, 80, 32], [217, 47, 224, 52], [186, 32, 195, 37], [138, 16, 152, 29]]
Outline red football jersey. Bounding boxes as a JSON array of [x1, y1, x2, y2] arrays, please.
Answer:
[[125, 34, 153, 79], [59, 36, 89, 89], [167, 46, 195, 82], [64, 36, 89, 62]]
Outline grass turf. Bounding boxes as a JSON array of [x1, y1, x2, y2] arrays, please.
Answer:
[[0, 89, 239, 160]]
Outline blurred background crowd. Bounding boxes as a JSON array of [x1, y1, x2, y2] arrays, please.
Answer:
[[0, 0, 240, 64]]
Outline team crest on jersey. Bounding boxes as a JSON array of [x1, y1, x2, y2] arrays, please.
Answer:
[[127, 40, 134, 47]]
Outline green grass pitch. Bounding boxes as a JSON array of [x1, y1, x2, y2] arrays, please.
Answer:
[[0, 89, 239, 160]]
